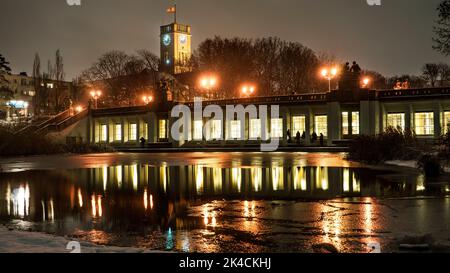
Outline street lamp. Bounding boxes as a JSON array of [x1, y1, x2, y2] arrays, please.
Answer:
[[75, 105, 83, 113], [361, 77, 371, 88], [321, 67, 338, 92], [199, 75, 218, 100], [90, 90, 102, 109], [241, 84, 256, 98], [143, 95, 154, 105]]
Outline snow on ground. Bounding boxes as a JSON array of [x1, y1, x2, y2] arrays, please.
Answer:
[[385, 160, 418, 169], [0, 226, 161, 253]]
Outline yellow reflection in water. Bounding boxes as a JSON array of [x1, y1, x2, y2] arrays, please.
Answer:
[[116, 166, 123, 188], [293, 167, 307, 191], [160, 166, 167, 192], [49, 198, 54, 221], [144, 189, 148, 211], [102, 166, 108, 191], [132, 164, 138, 191], [98, 195, 103, 217], [343, 168, 350, 192], [78, 188, 83, 207], [213, 168, 222, 193], [232, 168, 242, 192], [91, 194, 103, 218], [150, 194, 154, 209], [91, 195, 96, 217], [272, 167, 284, 191], [315, 167, 329, 190], [196, 166, 204, 194], [251, 168, 262, 192]]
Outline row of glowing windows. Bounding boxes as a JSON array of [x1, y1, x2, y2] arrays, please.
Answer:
[[386, 112, 450, 135], [192, 116, 329, 140], [98, 120, 168, 142]]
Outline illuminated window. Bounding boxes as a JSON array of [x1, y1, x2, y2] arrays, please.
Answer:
[[352, 111, 360, 135], [292, 116, 305, 135], [114, 124, 122, 141], [230, 120, 241, 139], [249, 119, 261, 139], [159, 119, 167, 139], [194, 120, 203, 140], [271, 118, 283, 138], [129, 123, 137, 141], [209, 120, 222, 140], [387, 113, 405, 131], [342, 112, 349, 135], [100, 124, 107, 142], [314, 115, 327, 137], [443, 112, 450, 134], [415, 112, 434, 135]]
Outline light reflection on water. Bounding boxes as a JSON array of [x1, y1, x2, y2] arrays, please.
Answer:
[[0, 162, 449, 252]]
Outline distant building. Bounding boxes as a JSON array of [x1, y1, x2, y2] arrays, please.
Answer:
[[0, 72, 74, 121], [0, 73, 35, 120]]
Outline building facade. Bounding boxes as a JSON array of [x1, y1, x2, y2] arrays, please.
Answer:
[[56, 87, 450, 148]]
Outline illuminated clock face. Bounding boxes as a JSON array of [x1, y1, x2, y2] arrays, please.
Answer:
[[179, 34, 187, 45], [162, 34, 171, 46]]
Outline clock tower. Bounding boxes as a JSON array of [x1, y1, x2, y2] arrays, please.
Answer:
[[160, 22, 192, 75]]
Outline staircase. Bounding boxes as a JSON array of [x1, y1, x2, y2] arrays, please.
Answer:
[[16, 109, 88, 135]]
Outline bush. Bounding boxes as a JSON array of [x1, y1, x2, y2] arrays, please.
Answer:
[[348, 127, 418, 163], [0, 128, 65, 156], [418, 154, 442, 177], [0, 126, 115, 156]]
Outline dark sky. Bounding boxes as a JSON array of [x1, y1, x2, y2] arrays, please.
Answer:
[[1, 0, 449, 79]]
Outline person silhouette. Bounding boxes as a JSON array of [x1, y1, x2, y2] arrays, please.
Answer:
[[350, 61, 362, 75], [343, 62, 350, 73]]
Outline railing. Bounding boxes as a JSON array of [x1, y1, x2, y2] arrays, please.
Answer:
[[376, 87, 450, 99]]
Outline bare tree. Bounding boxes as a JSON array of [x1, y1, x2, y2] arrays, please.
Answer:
[[422, 63, 440, 87], [433, 0, 450, 55], [438, 63, 450, 86], [81, 50, 160, 107]]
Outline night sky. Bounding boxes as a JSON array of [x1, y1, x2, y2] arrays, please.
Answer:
[[1, 0, 448, 79]]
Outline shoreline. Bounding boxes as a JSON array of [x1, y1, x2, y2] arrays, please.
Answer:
[[0, 225, 163, 253]]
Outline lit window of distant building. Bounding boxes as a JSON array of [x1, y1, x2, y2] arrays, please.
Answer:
[[230, 120, 241, 139], [114, 124, 122, 142], [249, 119, 261, 139], [415, 112, 434, 135], [129, 123, 137, 141], [270, 118, 283, 138], [292, 116, 305, 135], [387, 113, 405, 131], [314, 115, 327, 137]]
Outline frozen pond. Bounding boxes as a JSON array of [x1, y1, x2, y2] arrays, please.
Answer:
[[0, 152, 449, 253]]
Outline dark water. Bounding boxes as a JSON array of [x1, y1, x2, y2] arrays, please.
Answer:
[[1, 155, 449, 252]]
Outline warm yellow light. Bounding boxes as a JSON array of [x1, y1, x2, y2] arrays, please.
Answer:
[[96, 90, 102, 97], [200, 78, 208, 88], [209, 78, 217, 87], [75, 106, 83, 113], [249, 86, 255, 93], [321, 68, 328, 77], [363, 78, 370, 85], [331, 68, 338, 76]]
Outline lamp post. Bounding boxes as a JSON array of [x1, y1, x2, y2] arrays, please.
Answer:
[[241, 84, 256, 98], [361, 77, 371, 88], [199, 75, 218, 100], [143, 95, 154, 105], [321, 67, 338, 92], [90, 90, 102, 109]]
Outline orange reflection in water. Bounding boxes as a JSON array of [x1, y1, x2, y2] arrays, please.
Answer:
[[91, 194, 103, 218]]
